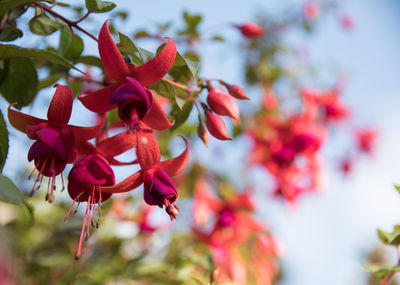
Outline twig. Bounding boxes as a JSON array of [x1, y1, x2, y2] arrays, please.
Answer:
[[33, 2, 98, 42]]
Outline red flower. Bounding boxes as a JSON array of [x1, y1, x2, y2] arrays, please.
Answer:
[[99, 124, 189, 220], [303, 0, 320, 21], [7, 84, 104, 200], [207, 86, 239, 119], [79, 21, 176, 131], [205, 109, 232, 141]]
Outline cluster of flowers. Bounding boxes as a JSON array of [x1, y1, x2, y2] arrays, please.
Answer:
[[192, 179, 280, 284], [248, 85, 376, 203], [7, 21, 189, 259]]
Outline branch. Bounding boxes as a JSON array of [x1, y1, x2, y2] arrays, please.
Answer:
[[33, 2, 98, 42]]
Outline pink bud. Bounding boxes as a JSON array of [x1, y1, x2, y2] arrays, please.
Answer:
[[235, 22, 266, 39], [207, 87, 240, 119], [205, 110, 232, 141], [224, 84, 250, 100]]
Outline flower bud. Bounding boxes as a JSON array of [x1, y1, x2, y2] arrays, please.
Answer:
[[223, 83, 250, 100], [205, 109, 232, 141], [235, 22, 266, 39], [197, 120, 209, 147], [207, 87, 239, 119]]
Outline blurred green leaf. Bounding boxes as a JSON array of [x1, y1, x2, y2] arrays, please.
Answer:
[[363, 264, 400, 278], [0, 43, 82, 72], [394, 184, 400, 195], [38, 72, 64, 90], [151, 80, 175, 99], [0, 0, 35, 17], [85, 0, 116, 13], [63, 34, 84, 61], [0, 57, 38, 107], [170, 101, 193, 132], [0, 174, 24, 204], [178, 11, 202, 38], [211, 35, 225, 42], [74, 55, 102, 67], [0, 110, 8, 172], [0, 27, 23, 42], [29, 15, 64, 36], [58, 25, 72, 56]]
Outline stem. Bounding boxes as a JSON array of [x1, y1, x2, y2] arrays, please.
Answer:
[[72, 10, 92, 25], [33, 2, 98, 42], [381, 246, 400, 285], [162, 78, 191, 93]]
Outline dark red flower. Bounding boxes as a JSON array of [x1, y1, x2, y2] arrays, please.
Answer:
[[79, 21, 176, 131], [235, 22, 266, 39], [8, 84, 104, 200]]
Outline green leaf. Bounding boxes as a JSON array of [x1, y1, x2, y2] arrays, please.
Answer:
[[29, 15, 64, 36], [394, 185, 400, 195], [118, 32, 156, 64], [0, 110, 8, 172], [58, 25, 72, 56], [178, 11, 202, 38], [74, 55, 102, 67], [38, 72, 64, 90], [377, 229, 391, 244], [85, 0, 116, 13], [211, 35, 225, 42], [69, 79, 83, 97], [170, 52, 200, 81], [0, 43, 82, 72], [150, 80, 175, 99], [175, 95, 186, 110], [63, 34, 84, 61], [0, 0, 35, 17], [0, 174, 24, 205], [0, 27, 23, 42], [170, 101, 193, 132], [363, 264, 400, 278], [0, 58, 38, 107]]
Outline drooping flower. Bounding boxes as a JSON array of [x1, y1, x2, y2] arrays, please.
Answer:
[[7, 84, 104, 200], [99, 123, 189, 220], [65, 131, 137, 259], [79, 20, 176, 131], [303, 0, 320, 21]]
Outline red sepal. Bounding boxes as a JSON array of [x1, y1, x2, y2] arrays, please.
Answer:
[[136, 126, 161, 169], [98, 20, 129, 82], [142, 98, 174, 130], [47, 84, 73, 126], [97, 131, 136, 158], [78, 83, 119, 113], [129, 38, 177, 86], [158, 136, 189, 177], [8, 104, 46, 134], [100, 170, 143, 193]]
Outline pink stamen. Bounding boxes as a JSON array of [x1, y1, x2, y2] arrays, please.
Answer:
[[75, 200, 90, 260], [64, 198, 77, 221], [28, 167, 36, 180]]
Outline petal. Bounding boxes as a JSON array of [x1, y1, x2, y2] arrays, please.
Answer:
[[98, 20, 130, 82], [36, 127, 67, 159], [7, 104, 47, 134], [136, 125, 161, 169], [67, 115, 106, 141], [100, 170, 143, 193], [129, 38, 177, 86], [97, 131, 136, 158], [47, 84, 73, 126], [142, 98, 174, 131], [28, 141, 54, 161], [158, 136, 189, 177], [78, 83, 119, 113]]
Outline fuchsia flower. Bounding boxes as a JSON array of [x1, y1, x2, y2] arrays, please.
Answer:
[[355, 128, 378, 155], [7, 84, 104, 200], [99, 123, 189, 220], [79, 21, 176, 131], [235, 22, 266, 39], [64, 131, 137, 259]]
